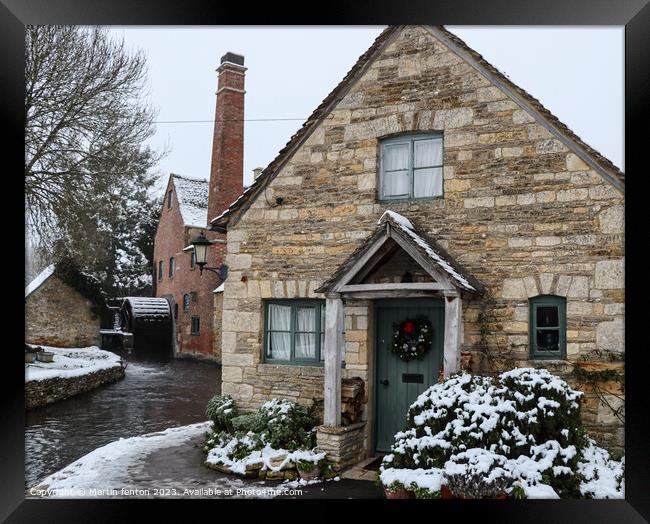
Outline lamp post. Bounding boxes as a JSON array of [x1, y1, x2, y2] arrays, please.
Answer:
[[190, 233, 229, 279]]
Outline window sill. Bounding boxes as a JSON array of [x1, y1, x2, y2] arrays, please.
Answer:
[[378, 196, 444, 205], [261, 360, 346, 369]]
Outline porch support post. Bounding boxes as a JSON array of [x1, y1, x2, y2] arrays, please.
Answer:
[[443, 290, 462, 379], [324, 293, 344, 426]]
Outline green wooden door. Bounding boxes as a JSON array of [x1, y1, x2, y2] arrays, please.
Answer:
[[374, 298, 444, 452]]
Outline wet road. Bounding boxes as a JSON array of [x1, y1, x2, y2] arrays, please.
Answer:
[[25, 356, 221, 487]]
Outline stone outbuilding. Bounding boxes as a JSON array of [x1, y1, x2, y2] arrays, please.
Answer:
[[210, 25, 625, 466], [25, 265, 101, 348]]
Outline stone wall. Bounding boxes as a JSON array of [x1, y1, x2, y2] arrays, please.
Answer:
[[316, 422, 367, 471], [220, 26, 624, 449], [25, 365, 125, 409], [25, 276, 101, 348]]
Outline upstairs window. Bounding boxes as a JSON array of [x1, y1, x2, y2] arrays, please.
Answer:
[[169, 257, 174, 278], [190, 250, 196, 269], [158, 261, 163, 281], [167, 190, 173, 208], [264, 300, 325, 365], [183, 293, 190, 312], [529, 295, 566, 360], [379, 133, 443, 201]]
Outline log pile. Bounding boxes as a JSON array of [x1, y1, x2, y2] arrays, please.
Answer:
[[341, 377, 365, 426]]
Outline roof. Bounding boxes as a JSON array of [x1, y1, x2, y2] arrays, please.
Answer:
[[25, 264, 55, 298], [171, 174, 209, 228], [315, 210, 484, 294], [212, 25, 624, 232]]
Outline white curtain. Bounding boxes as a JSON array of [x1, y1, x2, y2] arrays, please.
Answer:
[[383, 143, 410, 198], [414, 167, 443, 197], [295, 307, 316, 359], [414, 138, 443, 168], [268, 304, 291, 360]]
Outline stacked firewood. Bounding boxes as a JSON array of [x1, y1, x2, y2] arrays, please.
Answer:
[[341, 377, 365, 426]]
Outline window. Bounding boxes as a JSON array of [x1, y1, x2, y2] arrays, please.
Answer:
[[379, 133, 443, 200], [169, 257, 174, 278], [190, 250, 196, 269], [529, 295, 566, 359], [174, 303, 178, 320], [183, 293, 190, 312], [191, 291, 198, 302], [167, 190, 173, 208], [158, 261, 163, 281], [191, 316, 200, 335], [264, 300, 325, 364]]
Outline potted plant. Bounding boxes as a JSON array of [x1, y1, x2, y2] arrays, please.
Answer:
[[297, 459, 320, 481], [384, 480, 415, 499]]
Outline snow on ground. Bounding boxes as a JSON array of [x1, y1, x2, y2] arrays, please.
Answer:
[[30, 422, 211, 497], [25, 345, 123, 382], [29, 422, 305, 499]]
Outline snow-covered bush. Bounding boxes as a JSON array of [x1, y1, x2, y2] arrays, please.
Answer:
[[206, 394, 237, 433], [380, 369, 624, 499], [204, 398, 321, 477], [444, 448, 512, 498]]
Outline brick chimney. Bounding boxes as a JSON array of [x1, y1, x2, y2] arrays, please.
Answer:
[[207, 52, 246, 223]]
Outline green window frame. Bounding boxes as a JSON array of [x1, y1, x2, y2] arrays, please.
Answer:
[[169, 257, 174, 278], [264, 300, 325, 365], [379, 133, 444, 202], [529, 295, 566, 359], [158, 260, 163, 281]]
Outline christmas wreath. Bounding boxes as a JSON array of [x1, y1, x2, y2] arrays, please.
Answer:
[[391, 316, 433, 361]]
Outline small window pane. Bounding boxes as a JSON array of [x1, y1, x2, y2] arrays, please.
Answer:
[[413, 167, 443, 198], [536, 329, 559, 352], [269, 332, 290, 360], [320, 333, 325, 361], [383, 170, 410, 198], [295, 333, 316, 359], [537, 306, 559, 328], [269, 304, 291, 331], [297, 307, 316, 332], [414, 138, 443, 168], [384, 143, 409, 171]]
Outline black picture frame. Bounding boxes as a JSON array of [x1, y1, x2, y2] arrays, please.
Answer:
[[3, 1, 649, 521]]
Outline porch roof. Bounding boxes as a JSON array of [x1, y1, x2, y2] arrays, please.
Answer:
[[315, 210, 485, 295]]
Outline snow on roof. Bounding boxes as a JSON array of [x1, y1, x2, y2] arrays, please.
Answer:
[[25, 264, 55, 298], [213, 283, 225, 293], [172, 174, 209, 228], [379, 210, 476, 292]]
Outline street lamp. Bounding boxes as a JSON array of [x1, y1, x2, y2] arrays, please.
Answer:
[[190, 233, 229, 279]]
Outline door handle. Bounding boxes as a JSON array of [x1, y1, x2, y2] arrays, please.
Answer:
[[380, 379, 389, 386]]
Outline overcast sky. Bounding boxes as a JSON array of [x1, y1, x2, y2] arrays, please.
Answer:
[[108, 26, 624, 194]]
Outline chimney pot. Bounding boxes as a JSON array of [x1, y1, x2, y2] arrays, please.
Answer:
[[220, 52, 245, 67], [253, 167, 264, 180]]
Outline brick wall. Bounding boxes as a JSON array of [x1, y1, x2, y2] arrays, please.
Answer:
[[25, 276, 101, 347], [154, 177, 224, 360]]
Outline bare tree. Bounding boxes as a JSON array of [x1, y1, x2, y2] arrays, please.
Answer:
[[25, 26, 162, 245]]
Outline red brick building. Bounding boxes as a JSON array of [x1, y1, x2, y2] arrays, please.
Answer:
[[153, 52, 246, 361]]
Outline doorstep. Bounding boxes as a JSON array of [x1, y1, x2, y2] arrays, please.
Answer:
[[339, 456, 383, 482]]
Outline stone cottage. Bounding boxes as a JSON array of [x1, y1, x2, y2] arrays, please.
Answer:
[[210, 26, 625, 466], [25, 265, 101, 347], [153, 52, 247, 361]]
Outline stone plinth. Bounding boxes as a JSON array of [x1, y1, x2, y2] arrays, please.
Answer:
[[316, 421, 366, 471]]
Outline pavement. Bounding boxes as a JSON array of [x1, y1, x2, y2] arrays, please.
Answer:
[[31, 431, 384, 499]]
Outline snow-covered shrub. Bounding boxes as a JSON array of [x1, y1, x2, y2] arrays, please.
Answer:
[[444, 448, 512, 498], [381, 369, 624, 499], [258, 399, 317, 451], [206, 394, 237, 433], [204, 397, 321, 476]]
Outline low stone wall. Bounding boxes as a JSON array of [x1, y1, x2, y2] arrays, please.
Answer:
[[205, 457, 299, 480], [316, 422, 366, 471], [25, 365, 125, 410]]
